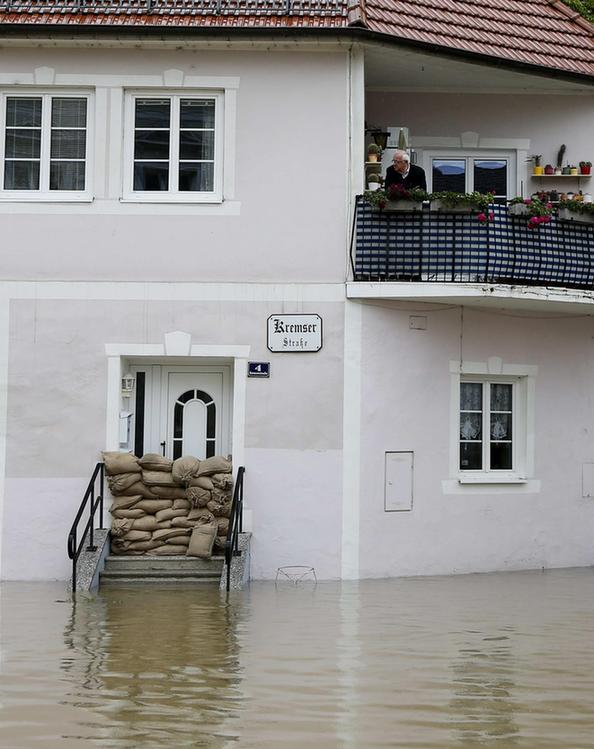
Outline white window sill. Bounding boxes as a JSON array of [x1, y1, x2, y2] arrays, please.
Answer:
[[120, 195, 223, 205], [0, 194, 93, 203], [458, 474, 527, 485]]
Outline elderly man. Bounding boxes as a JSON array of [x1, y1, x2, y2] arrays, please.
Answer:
[[385, 149, 427, 192]]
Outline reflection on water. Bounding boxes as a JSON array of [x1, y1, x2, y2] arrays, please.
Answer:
[[2, 568, 594, 748]]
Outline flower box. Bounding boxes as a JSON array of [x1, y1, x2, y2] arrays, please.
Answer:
[[383, 199, 424, 212], [430, 199, 475, 213], [558, 207, 594, 225], [508, 204, 530, 217]]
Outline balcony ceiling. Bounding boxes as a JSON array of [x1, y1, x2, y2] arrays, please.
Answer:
[[364, 43, 594, 94]]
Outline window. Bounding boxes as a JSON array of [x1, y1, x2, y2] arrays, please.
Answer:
[[426, 151, 514, 201], [124, 92, 222, 202], [1, 93, 90, 198], [460, 381, 514, 472]]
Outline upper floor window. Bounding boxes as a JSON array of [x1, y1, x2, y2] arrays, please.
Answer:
[[425, 151, 515, 202], [1, 93, 90, 198], [124, 92, 223, 202]]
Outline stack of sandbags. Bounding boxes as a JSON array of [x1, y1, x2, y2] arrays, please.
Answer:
[[102, 451, 233, 557]]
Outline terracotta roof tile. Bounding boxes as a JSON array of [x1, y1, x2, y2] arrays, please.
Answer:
[[0, 0, 592, 78]]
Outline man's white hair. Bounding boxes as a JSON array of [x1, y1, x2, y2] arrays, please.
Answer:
[[393, 149, 410, 163]]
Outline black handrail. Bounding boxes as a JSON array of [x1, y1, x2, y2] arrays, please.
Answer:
[[224, 465, 245, 592], [67, 462, 105, 592]]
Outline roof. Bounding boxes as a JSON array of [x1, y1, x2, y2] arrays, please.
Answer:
[[0, 0, 593, 79]]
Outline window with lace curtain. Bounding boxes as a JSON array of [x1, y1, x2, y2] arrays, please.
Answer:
[[460, 380, 514, 472], [0, 93, 91, 198]]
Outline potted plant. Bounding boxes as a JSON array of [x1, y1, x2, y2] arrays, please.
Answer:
[[508, 195, 553, 229], [580, 161, 592, 176], [383, 183, 428, 212], [367, 143, 381, 163], [530, 154, 543, 176], [570, 165, 579, 176], [562, 165, 572, 175], [367, 173, 382, 191], [430, 190, 493, 215], [558, 198, 594, 225], [544, 164, 554, 175]]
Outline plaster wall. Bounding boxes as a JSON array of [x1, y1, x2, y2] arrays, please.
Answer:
[[0, 46, 349, 283], [357, 301, 594, 578]]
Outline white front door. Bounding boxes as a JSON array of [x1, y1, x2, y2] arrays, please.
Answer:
[[133, 364, 232, 459]]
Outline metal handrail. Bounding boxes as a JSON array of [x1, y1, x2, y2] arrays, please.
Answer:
[[67, 461, 105, 592], [224, 465, 244, 592]]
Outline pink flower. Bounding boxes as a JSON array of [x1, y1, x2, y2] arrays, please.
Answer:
[[528, 217, 538, 229], [524, 198, 532, 205], [477, 212, 486, 223], [489, 211, 495, 221]]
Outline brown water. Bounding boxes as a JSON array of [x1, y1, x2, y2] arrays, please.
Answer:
[[2, 569, 594, 748]]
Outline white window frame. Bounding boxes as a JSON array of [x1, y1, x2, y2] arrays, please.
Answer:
[[0, 90, 93, 202], [424, 149, 516, 198], [123, 90, 224, 203], [449, 358, 537, 485]]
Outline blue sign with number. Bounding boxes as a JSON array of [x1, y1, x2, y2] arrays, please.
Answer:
[[248, 362, 270, 378]]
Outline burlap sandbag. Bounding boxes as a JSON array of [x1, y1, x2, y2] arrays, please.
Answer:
[[212, 473, 233, 491], [111, 537, 131, 552], [216, 517, 229, 536], [107, 472, 142, 494], [123, 530, 152, 542], [219, 500, 232, 519], [187, 508, 215, 523], [131, 516, 158, 532], [102, 451, 141, 476], [152, 527, 190, 543], [148, 485, 188, 500], [155, 508, 188, 523], [172, 456, 200, 485], [134, 499, 173, 514], [197, 456, 231, 477], [171, 517, 198, 529], [173, 498, 191, 511], [214, 535, 227, 553], [185, 486, 211, 508], [118, 482, 159, 499], [152, 544, 189, 555], [128, 538, 161, 552], [207, 498, 224, 515], [111, 518, 133, 538], [166, 535, 190, 546], [110, 494, 143, 511], [138, 453, 174, 472], [111, 508, 146, 520], [188, 476, 214, 491], [142, 470, 177, 487], [186, 522, 217, 558]]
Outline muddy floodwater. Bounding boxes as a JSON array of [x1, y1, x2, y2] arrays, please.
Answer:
[[2, 568, 594, 748]]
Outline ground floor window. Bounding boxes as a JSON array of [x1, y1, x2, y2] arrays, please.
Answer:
[[460, 380, 513, 471]]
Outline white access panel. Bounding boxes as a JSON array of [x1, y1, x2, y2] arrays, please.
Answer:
[[385, 451, 414, 512]]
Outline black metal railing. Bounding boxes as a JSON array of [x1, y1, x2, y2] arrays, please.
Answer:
[[224, 465, 244, 592], [0, 0, 346, 16], [67, 462, 105, 592], [352, 199, 594, 290]]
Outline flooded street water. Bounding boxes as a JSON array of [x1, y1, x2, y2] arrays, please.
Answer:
[[2, 568, 594, 748]]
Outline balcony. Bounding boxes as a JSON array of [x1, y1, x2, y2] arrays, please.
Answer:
[[349, 199, 594, 311]]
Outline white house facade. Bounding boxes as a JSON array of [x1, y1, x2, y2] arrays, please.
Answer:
[[1, 0, 594, 581]]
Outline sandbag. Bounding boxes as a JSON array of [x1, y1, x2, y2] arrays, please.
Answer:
[[111, 518, 133, 538], [186, 522, 217, 558], [216, 517, 229, 536], [110, 494, 143, 511], [197, 456, 231, 477], [138, 453, 173, 472], [186, 486, 211, 508], [171, 517, 198, 529], [214, 535, 227, 552], [188, 476, 214, 491], [148, 485, 188, 500], [212, 473, 233, 491], [119, 482, 159, 499], [102, 451, 141, 476], [134, 499, 173, 514], [153, 527, 191, 543], [166, 535, 190, 546], [187, 508, 215, 523], [111, 508, 146, 520], [111, 537, 131, 552], [155, 508, 188, 523], [172, 456, 200, 485], [107, 472, 141, 494], [219, 500, 232, 519], [152, 544, 189, 555], [173, 498, 191, 511], [142, 470, 177, 487], [207, 498, 224, 515], [122, 530, 152, 542], [131, 516, 158, 532], [127, 539, 161, 552]]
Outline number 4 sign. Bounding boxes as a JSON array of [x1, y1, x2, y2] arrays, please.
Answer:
[[247, 362, 270, 378]]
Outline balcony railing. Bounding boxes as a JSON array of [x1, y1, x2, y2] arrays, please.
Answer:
[[351, 199, 594, 291]]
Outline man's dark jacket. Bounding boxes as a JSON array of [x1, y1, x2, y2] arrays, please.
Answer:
[[385, 163, 427, 192]]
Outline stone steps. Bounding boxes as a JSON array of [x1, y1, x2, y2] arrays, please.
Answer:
[[99, 554, 224, 586]]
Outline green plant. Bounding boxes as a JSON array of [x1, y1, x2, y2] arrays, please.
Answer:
[[580, 161, 592, 167], [363, 188, 389, 208], [367, 173, 382, 183], [559, 199, 594, 216], [367, 143, 381, 155], [387, 183, 429, 202], [528, 154, 542, 166], [509, 195, 553, 229], [557, 144, 566, 169], [430, 191, 493, 212]]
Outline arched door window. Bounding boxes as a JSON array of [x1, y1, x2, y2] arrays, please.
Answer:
[[173, 389, 216, 459]]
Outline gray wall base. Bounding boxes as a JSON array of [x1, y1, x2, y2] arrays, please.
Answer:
[[220, 532, 251, 590], [68, 529, 110, 594]]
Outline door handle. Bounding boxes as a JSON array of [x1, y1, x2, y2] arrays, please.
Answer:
[[160, 441, 166, 456]]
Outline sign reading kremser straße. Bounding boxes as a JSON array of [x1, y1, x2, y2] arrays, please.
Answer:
[[267, 314, 323, 353]]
